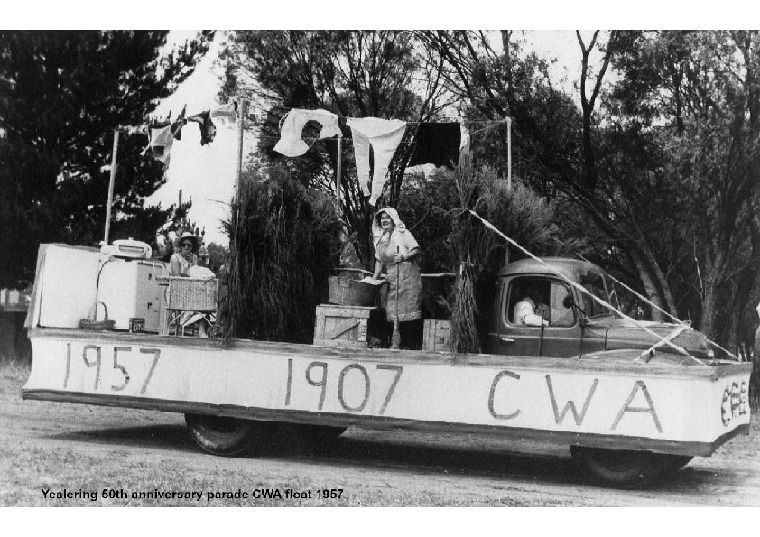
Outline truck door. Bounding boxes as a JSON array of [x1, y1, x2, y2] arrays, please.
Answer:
[[488, 276, 583, 358]]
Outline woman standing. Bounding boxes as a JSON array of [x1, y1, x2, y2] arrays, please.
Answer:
[[372, 208, 423, 349]]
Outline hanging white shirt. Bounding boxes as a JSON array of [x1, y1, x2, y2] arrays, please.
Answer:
[[273, 108, 341, 157], [347, 117, 406, 206]]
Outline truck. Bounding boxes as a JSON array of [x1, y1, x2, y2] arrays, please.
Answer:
[[482, 257, 715, 360], [22, 243, 752, 488]]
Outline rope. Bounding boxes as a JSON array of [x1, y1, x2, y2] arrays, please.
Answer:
[[467, 209, 704, 365], [577, 255, 736, 360], [247, 102, 510, 126]]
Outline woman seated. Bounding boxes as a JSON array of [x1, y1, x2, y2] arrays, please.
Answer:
[[170, 233, 199, 277], [167, 233, 210, 337]]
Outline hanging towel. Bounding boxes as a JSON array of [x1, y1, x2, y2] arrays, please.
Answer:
[[187, 111, 217, 145], [347, 117, 407, 206], [273, 108, 341, 157], [407, 122, 461, 168], [148, 125, 174, 165]]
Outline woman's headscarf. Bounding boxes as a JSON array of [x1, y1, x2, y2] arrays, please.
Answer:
[[371, 207, 407, 247]]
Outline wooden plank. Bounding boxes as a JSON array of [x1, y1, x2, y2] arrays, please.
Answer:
[[324, 318, 360, 340], [27, 327, 752, 380], [21, 388, 749, 457], [316, 304, 375, 318]]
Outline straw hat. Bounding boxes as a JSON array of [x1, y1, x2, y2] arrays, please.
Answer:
[[178, 232, 199, 252]]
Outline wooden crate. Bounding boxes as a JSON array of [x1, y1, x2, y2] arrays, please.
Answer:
[[423, 319, 451, 352], [313, 304, 376, 349]]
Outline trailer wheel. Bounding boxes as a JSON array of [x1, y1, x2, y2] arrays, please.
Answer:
[[184, 413, 274, 457], [570, 446, 667, 488]]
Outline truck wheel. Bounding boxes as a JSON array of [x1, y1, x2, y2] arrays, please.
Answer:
[[184, 413, 275, 457], [570, 446, 667, 488]]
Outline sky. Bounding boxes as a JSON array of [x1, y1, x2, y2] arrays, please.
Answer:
[[145, 33, 237, 246], [145, 30, 601, 247]]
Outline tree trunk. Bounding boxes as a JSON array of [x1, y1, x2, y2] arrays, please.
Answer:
[[700, 276, 720, 342], [644, 247, 678, 315], [628, 248, 667, 321]]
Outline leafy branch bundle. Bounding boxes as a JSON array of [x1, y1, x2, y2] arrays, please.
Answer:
[[220, 166, 342, 344]]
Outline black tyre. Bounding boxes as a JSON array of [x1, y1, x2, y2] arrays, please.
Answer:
[[184, 413, 275, 457], [570, 446, 668, 488]]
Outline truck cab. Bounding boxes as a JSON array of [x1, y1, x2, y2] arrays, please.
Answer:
[[481, 257, 715, 360]]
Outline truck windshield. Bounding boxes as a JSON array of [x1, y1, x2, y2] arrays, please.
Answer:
[[580, 272, 617, 318]]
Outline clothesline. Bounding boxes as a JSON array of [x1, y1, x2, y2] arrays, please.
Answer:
[[253, 127, 502, 145], [137, 100, 511, 207], [245, 101, 510, 126]]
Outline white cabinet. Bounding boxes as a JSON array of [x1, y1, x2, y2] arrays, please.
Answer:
[[97, 260, 167, 332]]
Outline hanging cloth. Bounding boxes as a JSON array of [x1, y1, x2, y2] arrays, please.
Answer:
[[147, 125, 174, 164], [187, 111, 217, 145], [407, 122, 461, 168], [273, 108, 341, 157], [347, 117, 407, 206]]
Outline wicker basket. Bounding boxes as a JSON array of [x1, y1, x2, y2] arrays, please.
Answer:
[[167, 277, 218, 311], [328, 276, 380, 307]]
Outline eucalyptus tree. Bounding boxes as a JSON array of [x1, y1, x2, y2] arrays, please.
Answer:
[[609, 30, 760, 344]]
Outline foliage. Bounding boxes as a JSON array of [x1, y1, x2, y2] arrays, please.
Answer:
[[418, 30, 760, 350], [205, 243, 228, 274], [447, 159, 494, 354], [398, 166, 585, 268], [422, 158, 575, 353], [220, 165, 342, 344], [0, 30, 212, 288], [604, 31, 760, 344], [221, 31, 453, 268], [396, 171, 459, 273]]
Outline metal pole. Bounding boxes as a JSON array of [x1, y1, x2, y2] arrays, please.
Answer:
[[234, 100, 248, 203], [336, 133, 342, 217], [504, 117, 512, 268], [506, 117, 512, 190], [103, 129, 119, 245]]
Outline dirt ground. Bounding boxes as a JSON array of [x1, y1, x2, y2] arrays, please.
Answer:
[[1, 364, 759, 507]]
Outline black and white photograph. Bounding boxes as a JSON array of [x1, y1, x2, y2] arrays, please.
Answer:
[[1, 6, 759, 521]]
